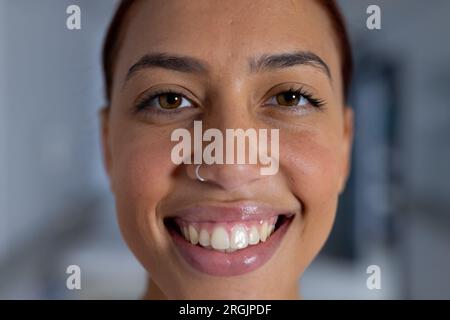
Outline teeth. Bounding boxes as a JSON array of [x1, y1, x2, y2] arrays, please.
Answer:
[[248, 226, 260, 245], [268, 224, 275, 237], [177, 217, 280, 252], [199, 229, 210, 247], [211, 227, 230, 250], [260, 221, 269, 242], [230, 225, 249, 249], [188, 225, 199, 245], [182, 225, 189, 240]]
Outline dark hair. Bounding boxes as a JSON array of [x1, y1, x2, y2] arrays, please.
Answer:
[[102, 0, 353, 104]]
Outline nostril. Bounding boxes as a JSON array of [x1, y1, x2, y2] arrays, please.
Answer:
[[203, 163, 264, 191]]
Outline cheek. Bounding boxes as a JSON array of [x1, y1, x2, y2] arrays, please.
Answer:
[[280, 130, 342, 258], [281, 131, 342, 210], [110, 127, 176, 249], [111, 124, 176, 198]]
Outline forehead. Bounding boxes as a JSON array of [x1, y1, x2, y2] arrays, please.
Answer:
[[116, 0, 340, 87]]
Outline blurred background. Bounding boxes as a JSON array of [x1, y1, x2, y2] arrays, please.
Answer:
[[0, 0, 449, 299]]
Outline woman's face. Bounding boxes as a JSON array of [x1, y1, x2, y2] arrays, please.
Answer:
[[101, 0, 353, 299]]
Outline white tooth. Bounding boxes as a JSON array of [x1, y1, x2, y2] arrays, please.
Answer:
[[260, 221, 268, 242], [199, 229, 210, 247], [226, 248, 237, 253], [248, 226, 260, 245], [211, 227, 230, 250], [268, 224, 275, 236], [188, 225, 198, 245], [182, 225, 189, 240], [230, 225, 249, 249]]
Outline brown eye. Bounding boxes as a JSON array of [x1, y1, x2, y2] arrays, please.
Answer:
[[158, 93, 183, 109], [135, 90, 195, 113], [262, 87, 325, 113], [275, 91, 302, 107]]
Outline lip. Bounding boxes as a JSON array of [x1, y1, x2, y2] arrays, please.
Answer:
[[169, 201, 294, 222], [165, 202, 295, 276]]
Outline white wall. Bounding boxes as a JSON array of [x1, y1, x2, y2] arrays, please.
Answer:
[[0, 0, 8, 260], [340, 0, 450, 298], [0, 0, 117, 263]]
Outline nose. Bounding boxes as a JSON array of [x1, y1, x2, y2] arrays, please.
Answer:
[[189, 162, 264, 191], [184, 120, 274, 190], [183, 90, 277, 191]]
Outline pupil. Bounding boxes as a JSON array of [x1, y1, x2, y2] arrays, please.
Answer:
[[167, 94, 179, 105], [282, 92, 298, 105]]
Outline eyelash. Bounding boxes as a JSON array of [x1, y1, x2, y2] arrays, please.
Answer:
[[135, 88, 190, 115], [134, 86, 326, 115], [265, 86, 326, 110]]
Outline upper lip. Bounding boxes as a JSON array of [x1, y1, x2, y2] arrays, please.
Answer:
[[168, 201, 296, 223]]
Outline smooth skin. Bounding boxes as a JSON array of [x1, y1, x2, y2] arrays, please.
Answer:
[[100, 0, 353, 299]]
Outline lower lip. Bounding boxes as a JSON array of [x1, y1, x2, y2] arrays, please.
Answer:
[[167, 217, 292, 277]]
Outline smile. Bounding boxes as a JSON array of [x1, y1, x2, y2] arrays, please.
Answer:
[[175, 216, 279, 252], [164, 203, 295, 276]]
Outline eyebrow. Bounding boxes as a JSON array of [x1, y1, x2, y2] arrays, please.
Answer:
[[249, 51, 331, 78], [125, 50, 331, 83]]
